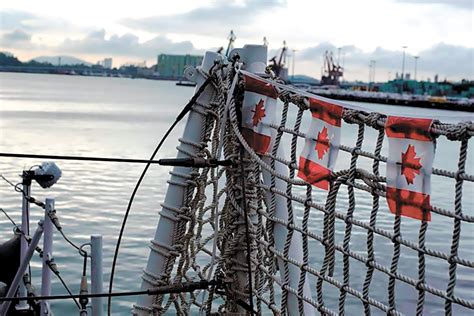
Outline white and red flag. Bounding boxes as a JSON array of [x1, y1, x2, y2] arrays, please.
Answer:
[[297, 98, 343, 190], [241, 74, 279, 155], [385, 116, 435, 221]]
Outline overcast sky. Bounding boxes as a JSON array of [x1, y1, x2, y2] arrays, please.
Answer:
[[0, 0, 472, 81]]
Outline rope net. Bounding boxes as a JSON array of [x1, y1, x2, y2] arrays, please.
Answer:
[[138, 65, 473, 315]]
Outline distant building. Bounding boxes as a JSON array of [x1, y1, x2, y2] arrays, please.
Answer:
[[156, 54, 203, 79], [379, 79, 474, 98], [103, 58, 113, 69]]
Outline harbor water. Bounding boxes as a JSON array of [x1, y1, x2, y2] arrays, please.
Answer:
[[0, 72, 473, 315]]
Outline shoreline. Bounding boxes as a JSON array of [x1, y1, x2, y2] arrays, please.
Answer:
[[311, 91, 473, 113], [1, 70, 472, 112]]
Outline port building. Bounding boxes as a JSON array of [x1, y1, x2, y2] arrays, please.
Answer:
[[380, 79, 474, 98], [103, 58, 113, 69], [156, 54, 203, 79]]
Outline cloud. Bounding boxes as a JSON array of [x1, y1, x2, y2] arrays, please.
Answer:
[[416, 43, 474, 78], [0, 9, 82, 33], [0, 10, 36, 30], [395, 0, 472, 9], [1, 29, 31, 43], [298, 42, 474, 80], [0, 29, 34, 49], [57, 29, 203, 60], [121, 0, 286, 36]]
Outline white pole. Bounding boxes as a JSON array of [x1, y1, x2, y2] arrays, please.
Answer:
[[401, 46, 407, 94], [368, 62, 372, 91], [91, 235, 103, 316], [373, 60, 376, 84], [0, 221, 44, 315], [292, 49, 297, 81], [228, 44, 268, 313], [133, 51, 223, 315], [414, 56, 419, 81], [41, 198, 55, 315], [17, 180, 31, 311]]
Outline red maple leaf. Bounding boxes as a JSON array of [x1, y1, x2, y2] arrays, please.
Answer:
[[400, 144, 422, 185], [252, 99, 266, 126], [315, 126, 330, 160]]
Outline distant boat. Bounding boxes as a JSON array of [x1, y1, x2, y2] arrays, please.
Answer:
[[176, 80, 196, 87]]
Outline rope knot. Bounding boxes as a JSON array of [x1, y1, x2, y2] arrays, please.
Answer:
[[350, 147, 359, 156], [365, 258, 375, 268], [447, 254, 457, 264], [323, 238, 331, 247], [344, 215, 352, 225], [454, 170, 465, 181], [279, 90, 291, 102], [415, 280, 424, 291], [445, 122, 471, 141], [391, 232, 401, 243], [292, 95, 308, 110], [343, 109, 360, 124], [365, 112, 384, 130]]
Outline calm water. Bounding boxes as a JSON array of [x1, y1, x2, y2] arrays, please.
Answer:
[[0, 72, 472, 315]]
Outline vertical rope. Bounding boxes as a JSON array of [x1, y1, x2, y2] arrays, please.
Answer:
[[254, 184, 265, 315], [266, 98, 290, 311], [362, 128, 384, 315], [240, 145, 255, 313], [281, 106, 304, 314], [339, 123, 365, 315], [445, 138, 468, 314], [297, 184, 312, 314], [416, 220, 428, 315], [388, 214, 402, 313], [316, 176, 346, 311]]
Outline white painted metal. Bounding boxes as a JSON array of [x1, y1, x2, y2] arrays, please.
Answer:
[[230, 45, 268, 75], [134, 51, 223, 314], [17, 182, 30, 311], [41, 198, 55, 315], [34, 162, 62, 189], [263, 147, 316, 315], [227, 44, 268, 314], [0, 221, 44, 315], [91, 235, 103, 316]]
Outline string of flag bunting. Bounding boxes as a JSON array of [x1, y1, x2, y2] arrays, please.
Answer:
[[238, 70, 466, 221]]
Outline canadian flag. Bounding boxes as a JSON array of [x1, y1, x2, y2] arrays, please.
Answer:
[[297, 98, 343, 190], [385, 116, 435, 221], [241, 74, 279, 155]]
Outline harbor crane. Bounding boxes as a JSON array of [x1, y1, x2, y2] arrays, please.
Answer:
[[269, 40, 288, 78], [321, 50, 344, 85], [217, 30, 236, 57], [225, 30, 236, 57]]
